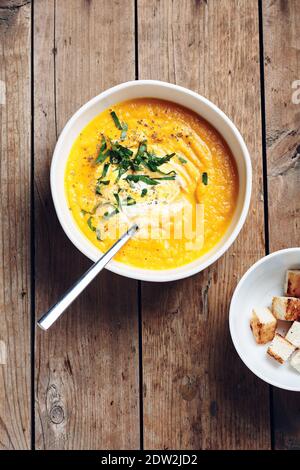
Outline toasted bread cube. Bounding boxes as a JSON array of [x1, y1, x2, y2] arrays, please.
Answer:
[[272, 296, 300, 321], [285, 270, 300, 298], [250, 307, 277, 344], [267, 333, 295, 364], [290, 350, 300, 374], [285, 321, 300, 348]]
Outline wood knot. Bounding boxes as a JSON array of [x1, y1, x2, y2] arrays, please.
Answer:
[[50, 405, 64, 424], [210, 400, 218, 417], [179, 375, 198, 401]]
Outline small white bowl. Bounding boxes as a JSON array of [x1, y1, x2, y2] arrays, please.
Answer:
[[229, 248, 300, 391], [51, 80, 252, 282]]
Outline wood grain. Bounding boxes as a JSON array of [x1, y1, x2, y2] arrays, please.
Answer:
[[263, 0, 300, 450], [0, 0, 31, 449], [34, 0, 139, 449], [138, 0, 270, 449]]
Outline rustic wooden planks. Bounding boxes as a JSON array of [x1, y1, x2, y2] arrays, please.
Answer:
[[1, 0, 298, 451], [0, 0, 31, 449], [138, 0, 270, 449], [34, 0, 139, 449], [263, 0, 300, 450]]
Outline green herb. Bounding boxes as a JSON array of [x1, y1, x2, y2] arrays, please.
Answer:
[[99, 135, 107, 152], [178, 156, 187, 164], [132, 140, 147, 168], [96, 228, 102, 240], [103, 208, 119, 220], [132, 142, 176, 173], [114, 192, 121, 209], [151, 175, 176, 181], [138, 140, 147, 154], [116, 166, 128, 182], [124, 196, 136, 206], [156, 169, 177, 176], [110, 111, 123, 130], [202, 172, 208, 185], [96, 150, 109, 164], [109, 141, 133, 164], [81, 205, 99, 216], [125, 174, 159, 186], [95, 179, 110, 194], [107, 141, 135, 180], [95, 136, 108, 163], [87, 216, 96, 232], [141, 188, 148, 197], [125, 173, 176, 185], [110, 111, 128, 140], [145, 152, 176, 172], [120, 123, 128, 141], [100, 162, 110, 179]]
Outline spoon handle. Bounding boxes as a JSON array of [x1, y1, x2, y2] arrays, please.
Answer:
[[37, 224, 138, 331]]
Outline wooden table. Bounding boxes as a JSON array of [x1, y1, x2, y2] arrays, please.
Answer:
[[0, 0, 299, 450]]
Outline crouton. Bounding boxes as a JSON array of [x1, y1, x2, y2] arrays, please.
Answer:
[[250, 307, 277, 344], [285, 270, 300, 298], [290, 350, 300, 374], [267, 333, 295, 364], [285, 321, 300, 348], [272, 296, 300, 321]]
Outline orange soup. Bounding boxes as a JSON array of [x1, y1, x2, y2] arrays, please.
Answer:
[[65, 98, 238, 269]]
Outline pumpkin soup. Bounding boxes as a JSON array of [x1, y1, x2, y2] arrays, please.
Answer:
[[65, 98, 238, 269]]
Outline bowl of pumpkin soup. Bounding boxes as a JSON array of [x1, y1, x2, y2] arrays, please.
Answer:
[[51, 80, 251, 281]]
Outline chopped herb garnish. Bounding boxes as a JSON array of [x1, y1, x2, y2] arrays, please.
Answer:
[[138, 140, 147, 154], [110, 111, 128, 140], [100, 162, 110, 179], [87, 216, 96, 232], [114, 192, 121, 209], [116, 166, 127, 182], [125, 173, 176, 185], [145, 152, 176, 172], [157, 169, 177, 176], [98, 135, 107, 152], [81, 205, 99, 216], [109, 141, 133, 166], [95, 179, 110, 194], [96, 150, 110, 164], [202, 172, 208, 185], [95, 136, 108, 163], [110, 111, 122, 130], [96, 228, 102, 240], [124, 196, 136, 206], [120, 123, 128, 141], [178, 156, 187, 164], [132, 141, 176, 173], [141, 188, 148, 197], [103, 208, 119, 220], [125, 174, 159, 186], [95, 135, 178, 190], [152, 175, 176, 181], [132, 140, 147, 169]]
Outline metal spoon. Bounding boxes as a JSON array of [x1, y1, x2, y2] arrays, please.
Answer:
[[37, 224, 138, 330]]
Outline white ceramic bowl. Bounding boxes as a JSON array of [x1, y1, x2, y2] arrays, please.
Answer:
[[51, 80, 252, 282], [230, 248, 300, 391]]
